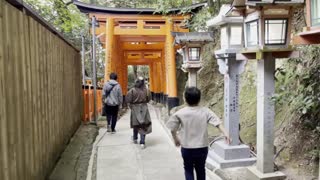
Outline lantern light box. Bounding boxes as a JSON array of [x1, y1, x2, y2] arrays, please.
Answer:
[[243, 7, 293, 50], [172, 32, 214, 70], [207, 4, 244, 53], [230, 0, 303, 59]]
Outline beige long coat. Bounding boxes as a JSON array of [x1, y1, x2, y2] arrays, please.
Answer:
[[126, 87, 152, 134]]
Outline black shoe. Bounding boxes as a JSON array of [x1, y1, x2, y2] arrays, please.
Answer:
[[111, 130, 116, 134]]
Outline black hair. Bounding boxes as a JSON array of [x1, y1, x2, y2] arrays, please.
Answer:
[[184, 86, 201, 106], [109, 73, 117, 80], [134, 79, 145, 89]]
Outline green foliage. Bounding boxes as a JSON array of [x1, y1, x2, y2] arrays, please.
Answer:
[[82, 0, 159, 8], [153, 0, 194, 14], [189, 7, 211, 31], [24, 0, 105, 79], [53, 0, 72, 32], [153, 0, 213, 31], [274, 45, 320, 130], [24, 0, 88, 47]]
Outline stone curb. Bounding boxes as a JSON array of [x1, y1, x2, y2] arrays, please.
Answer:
[[214, 169, 232, 180]]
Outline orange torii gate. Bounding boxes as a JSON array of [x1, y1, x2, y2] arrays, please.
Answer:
[[74, 1, 205, 110]]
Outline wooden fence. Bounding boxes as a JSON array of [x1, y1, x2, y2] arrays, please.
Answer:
[[0, 1, 82, 180]]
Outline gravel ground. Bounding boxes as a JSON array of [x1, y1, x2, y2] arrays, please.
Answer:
[[48, 124, 98, 180]]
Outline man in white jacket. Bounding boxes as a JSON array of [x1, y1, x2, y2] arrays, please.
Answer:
[[103, 73, 123, 133]]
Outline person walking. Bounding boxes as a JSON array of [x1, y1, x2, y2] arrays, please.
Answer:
[[166, 87, 231, 180], [126, 77, 152, 149], [102, 73, 123, 134]]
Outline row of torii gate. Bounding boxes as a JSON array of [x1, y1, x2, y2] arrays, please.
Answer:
[[74, 0, 312, 180], [74, 0, 206, 110]]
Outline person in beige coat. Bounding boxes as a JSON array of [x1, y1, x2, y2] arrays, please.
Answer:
[[126, 77, 152, 149]]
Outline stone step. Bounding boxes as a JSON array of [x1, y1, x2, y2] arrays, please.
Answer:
[[207, 149, 256, 169], [212, 140, 252, 160]]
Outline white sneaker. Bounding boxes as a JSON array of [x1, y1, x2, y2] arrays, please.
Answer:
[[140, 144, 145, 149], [106, 125, 111, 132]]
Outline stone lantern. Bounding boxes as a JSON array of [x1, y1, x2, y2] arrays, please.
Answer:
[[172, 32, 214, 87], [230, 0, 303, 179], [243, 8, 292, 50], [232, 0, 303, 53], [206, 4, 256, 169]]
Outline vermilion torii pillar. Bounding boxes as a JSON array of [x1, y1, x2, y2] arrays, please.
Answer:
[[166, 17, 179, 111], [105, 17, 114, 81]]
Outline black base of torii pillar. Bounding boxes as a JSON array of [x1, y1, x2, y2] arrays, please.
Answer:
[[168, 97, 179, 113]]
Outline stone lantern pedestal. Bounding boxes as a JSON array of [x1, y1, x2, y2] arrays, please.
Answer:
[[206, 50, 256, 169], [206, 4, 256, 169], [182, 62, 202, 87]]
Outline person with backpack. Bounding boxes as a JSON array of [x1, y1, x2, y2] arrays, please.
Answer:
[[126, 77, 151, 149], [102, 73, 123, 133]]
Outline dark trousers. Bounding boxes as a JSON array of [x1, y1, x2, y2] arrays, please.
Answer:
[[133, 128, 146, 144], [105, 105, 119, 131], [181, 147, 208, 180]]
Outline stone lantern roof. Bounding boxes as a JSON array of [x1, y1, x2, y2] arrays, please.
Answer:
[[206, 4, 243, 27], [172, 32, 214, 45]]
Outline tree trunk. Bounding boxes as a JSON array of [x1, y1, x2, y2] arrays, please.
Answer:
[[133, 66, 138, 80], [207, 0, 213, 7]]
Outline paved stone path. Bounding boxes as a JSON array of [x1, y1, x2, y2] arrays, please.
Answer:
[[95, 105, 221, 180]]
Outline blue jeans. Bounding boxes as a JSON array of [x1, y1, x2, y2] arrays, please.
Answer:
[[133, 128, 146, 144], [181, 147, 208, 180]]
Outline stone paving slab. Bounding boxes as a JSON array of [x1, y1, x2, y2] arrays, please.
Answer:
[[95, 105, 221, 180]]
